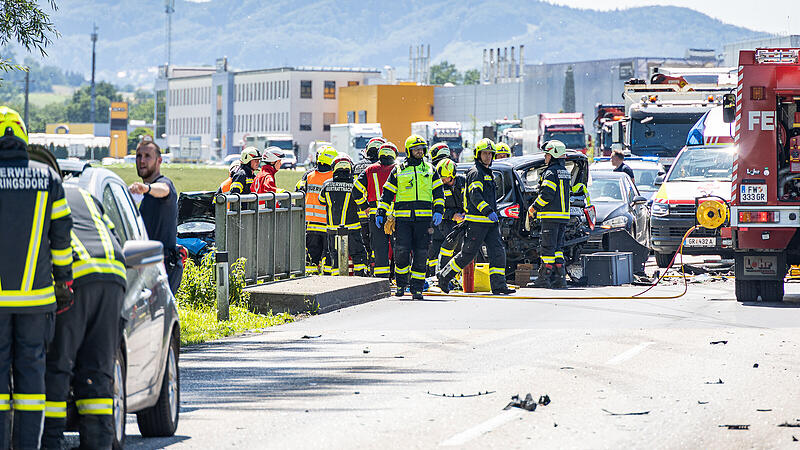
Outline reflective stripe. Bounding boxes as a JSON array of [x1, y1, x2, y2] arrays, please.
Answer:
[[353, 264, 367, 271], [541, 256, 556, 263], [51, 247, 73, 267], [465, 214, 494, 223], [559, 180, 566, 215], [22, 191, 47, 291], [449, 259, 462, 273], [102, 213, 115, 231], [230, 182, 243, 191], [0, 394, 9, 411], [542, 180, 557, 190], [76, 398, 113, 415], [383, 182, 397, 193], [535, 196, 547, 207], [469, 181, 483, 192], [489, 267, 505, 275], [433, 198, 445, 207], [305, 266, 319, 274], [537, 212, 570, 219], [554, 251, 564, 259], [395, 265, 410, 275], [372, 173, 381, 200], [439, 247, 454, 257], [394, 210, 411, 218], [327, 223, 360, 230], [307, 204, 327, 211], [354, 179, 367, 195], [51, 198, 70, 220], [444, 190, 452, 197], [476, 201, 489, 211], [411, 271, 425, 280], [307, 223, 328, 233], [357, 210, 367, 219], [0, 285, 55, 308], [340, 192, 351, 226], [307, 212, 327, 218], [13, 393, 45, 411], [73, 258, 127, 280], [81, 190, 114, 261], [325, 193, 333, 226], [373, 266, 390, 274], [427, 259, 437, 267], [432, 178, 443, 189], [45, 401, 67, 418]]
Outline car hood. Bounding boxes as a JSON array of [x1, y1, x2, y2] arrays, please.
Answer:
[[178, 191, 215, 224], [593, 201, 628, 223], [653, 180, 731, 205]]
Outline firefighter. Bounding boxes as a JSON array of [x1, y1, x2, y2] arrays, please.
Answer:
[[353, 137, 385, 269], [430, 142, 453, 167], [318, 155, 368, 276], [376, 135, 445, 300], [296, 146, 338, 274], [353, 141, 398, 278], [42, 185, 126, 450], [437, 138, 516, 295], [216, 160, 240, 194], [253, 146, 283, 194], [0, 107, 73, 449], [230, 146, 261, 195], [495, 142, 512, 160], [529, 140, 572, 289], [426, 158, 465, 277]]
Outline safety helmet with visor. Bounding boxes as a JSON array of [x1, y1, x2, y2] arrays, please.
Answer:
[[542, 140, 567, 159], [404, 134, 428, 158], [0, 106, 28, 144], [473, 138, 496, 160]]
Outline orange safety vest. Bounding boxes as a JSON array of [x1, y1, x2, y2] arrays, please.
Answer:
[[305, 170, 333, 233]]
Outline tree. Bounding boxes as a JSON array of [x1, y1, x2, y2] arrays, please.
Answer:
[[65, 81, 122, 123], [463, 69, 480, 85], [562, 65, 575, 113], [128, 127, 153, 151], [130, 98, 154, 121], [0, 1, 59, 73], [430, 61, 462, 85]]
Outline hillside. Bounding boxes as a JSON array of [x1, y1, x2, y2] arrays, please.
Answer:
[[21, 0, 768, 86]]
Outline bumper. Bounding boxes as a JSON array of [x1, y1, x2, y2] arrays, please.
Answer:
[[650, 215, 732, 255]]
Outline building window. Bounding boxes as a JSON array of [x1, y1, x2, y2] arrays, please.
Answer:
[[358, 110, 367, 123], [300, 80, 312, 99], [348, 81, 359, 87], [155, 90, 166, 138], [299, 112, 312, 131], [323, 112, 335, 131], [324, 81, 336, 99], [346, 111, 355, 123]]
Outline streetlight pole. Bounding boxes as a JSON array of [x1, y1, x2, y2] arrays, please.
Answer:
[[90, 24, 98, 123], [23, 70, 29, 126]]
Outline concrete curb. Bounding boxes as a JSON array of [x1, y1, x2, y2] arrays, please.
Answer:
[[244, 276, 391, 315]]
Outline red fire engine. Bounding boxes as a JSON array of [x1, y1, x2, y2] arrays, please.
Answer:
[[727, 48, 800, 302]]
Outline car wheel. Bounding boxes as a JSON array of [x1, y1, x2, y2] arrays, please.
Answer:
[[735, 278, 760, 302], [112, 346, 126, 450], [136, 331, 179, 437], [759, 280, 784, 302], [654, 251, 674, 268]]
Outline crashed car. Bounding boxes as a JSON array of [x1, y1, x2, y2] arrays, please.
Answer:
[[176, 191, 216, 261]]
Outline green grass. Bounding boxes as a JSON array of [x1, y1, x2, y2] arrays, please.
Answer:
[[28, 91, 70, 108], [178, 304, 294, 346], [105, 163, 303, 194]]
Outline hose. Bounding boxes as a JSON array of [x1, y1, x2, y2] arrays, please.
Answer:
[[423, 226, 699, 301]]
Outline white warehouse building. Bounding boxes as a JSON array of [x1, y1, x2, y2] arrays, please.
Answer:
[[154, 59, 380, 161]]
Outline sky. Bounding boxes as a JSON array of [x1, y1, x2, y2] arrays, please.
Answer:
[[545, 0, 796, 34]]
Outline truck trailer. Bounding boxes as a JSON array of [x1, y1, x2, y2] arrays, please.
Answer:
[[410, 121, 464, 159], [537, 113, 587, 153], [329, 123, 383, 160]]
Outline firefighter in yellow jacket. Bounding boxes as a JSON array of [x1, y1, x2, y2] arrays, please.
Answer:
[[0, 107, 73, 449]]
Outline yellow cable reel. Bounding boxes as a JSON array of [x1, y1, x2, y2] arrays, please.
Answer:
[[696, 199, 728, 229]]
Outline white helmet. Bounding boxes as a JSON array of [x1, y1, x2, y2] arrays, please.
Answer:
[[262, 146, 282, 163]]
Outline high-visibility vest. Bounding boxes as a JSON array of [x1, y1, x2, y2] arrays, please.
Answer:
[[305, 170, 333, 232]]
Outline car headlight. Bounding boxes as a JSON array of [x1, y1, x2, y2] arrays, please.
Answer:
[[601, 215, 629, 229], [651, 202, 669, 217]]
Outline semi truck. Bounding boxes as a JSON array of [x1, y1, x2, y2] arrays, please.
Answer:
[[727, 48, 800, 302], [594, 104, 625, 157], [537, 113, 587, 153], [245, 134, 294, 152], [482, 119, 522, 143], [410, 121, 464, 159], [329, 123, 383, 160]]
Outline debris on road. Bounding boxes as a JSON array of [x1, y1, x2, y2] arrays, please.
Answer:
[[504, 393, 550, 412], [719, 424, 749, 430], [778, 422, 800, 428], [753, 363, 759, 368], [698, 401, 709, 404], [301, 335, 321, 339], [602, 409, 650, 416], [426, 391, 495, 398], [363, 348, 370, 354], [709, 340, 728, 345], [681, 264, 709, 275], [705, 379, 724, 384], [691, 273, 712, 283], [756, 409, 772, 412], [793, 436, 798, 442], [560, 366, 575, 370]]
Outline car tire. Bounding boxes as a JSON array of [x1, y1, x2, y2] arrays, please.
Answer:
[[136, 331, 179, 437], [112, 346, 126, 450], [759, 280, 784, 302], [735, 278, 760, 302], [654, 251, 674, 268]]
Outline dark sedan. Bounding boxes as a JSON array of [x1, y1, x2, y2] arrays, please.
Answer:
[[587, 171, 650, 248]]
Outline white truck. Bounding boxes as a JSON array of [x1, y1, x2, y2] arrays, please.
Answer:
[[329, 123, 383, 160], [245, 134, 294, 153], [410, 121, 464, 159]]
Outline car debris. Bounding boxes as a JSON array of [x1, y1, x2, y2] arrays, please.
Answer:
[[757, 409, 772, 412], [301, 335, 321, 339], [753, 363, 759, 368], [705, 379, 724, 384], [602, 409, 650, 416], [709, 340, 728, 345], [793, 436, 798, 442], [698, 401, 709, 404], [719, 425, 749, 430], [504, 393, 550, 412], [363, 348, 370, 354], [778, 422, 800, 428], [560, 366, 575, 370], [426, 391, 495, 398]]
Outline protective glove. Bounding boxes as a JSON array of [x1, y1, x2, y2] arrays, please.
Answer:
[[55, 281, 74, 315], [375, 215, 385, 229], [432, 212, 443, 227], [487, 211, 499, 223]]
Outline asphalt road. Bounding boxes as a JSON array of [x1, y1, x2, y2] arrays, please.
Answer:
[[123, 263, 800, 449]]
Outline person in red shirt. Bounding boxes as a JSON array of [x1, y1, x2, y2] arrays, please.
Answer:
[[253, 147, 282, 193]]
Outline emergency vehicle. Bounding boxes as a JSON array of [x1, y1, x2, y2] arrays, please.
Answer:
[[410, 121, 464, 159], [727, 48, 800, 302], [537, 113, 587, 154]]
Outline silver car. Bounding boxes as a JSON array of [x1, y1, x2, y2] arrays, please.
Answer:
[[59, 159, 180, 449]]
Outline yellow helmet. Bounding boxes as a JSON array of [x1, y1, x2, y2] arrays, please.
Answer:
[[436, 158, 456, 179], [0, 106, 28, 144], [378, 141, 398, 158], [542, 140, 567, 158], [404, 134, 427, 156], [317, 146, 338, 166], [473, 138, 496, 160], [495, 142, 511, 157]]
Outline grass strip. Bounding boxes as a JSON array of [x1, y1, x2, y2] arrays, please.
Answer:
[[178, 303, 294, 347]]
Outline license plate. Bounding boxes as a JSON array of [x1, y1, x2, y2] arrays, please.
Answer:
[[743, 255, 778, 276], [685, 237, 716, 247], [569, 206, 583, 216], [740, 184, 767, 203]]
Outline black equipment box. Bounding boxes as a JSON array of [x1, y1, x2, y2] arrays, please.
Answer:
[[582, 252, 633, 286]]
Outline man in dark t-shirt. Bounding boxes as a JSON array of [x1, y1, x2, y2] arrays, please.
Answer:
[[128, 139, 182, 294], [611, 150, 635, 184]]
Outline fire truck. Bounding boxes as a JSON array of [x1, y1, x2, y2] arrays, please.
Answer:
[[727, 48, 800, 302], [594, 103, 625, 157]]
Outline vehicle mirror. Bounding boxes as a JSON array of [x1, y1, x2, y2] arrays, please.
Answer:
[[722, 93, 736, 123], [632, 195, 648, 205], [611, 122, 621, 144], [654, 174, 664, 186], [123, 240, 164, 268]]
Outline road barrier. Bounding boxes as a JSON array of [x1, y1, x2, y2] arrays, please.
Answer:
[[214, 191, 306, 319]]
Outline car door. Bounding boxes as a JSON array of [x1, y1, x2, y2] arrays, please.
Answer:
[[626, 180, 649, 244]]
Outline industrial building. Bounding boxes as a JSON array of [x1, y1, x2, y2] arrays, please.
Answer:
[[723, 35, 800, 66]]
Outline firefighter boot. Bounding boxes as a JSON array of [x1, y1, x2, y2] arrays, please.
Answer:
[[436, 265, 457, 294], [492, 285, 517, 295], [411, 290, 424, 300], [395, 285, 406, 297], [531, 264, 553, 288], [552, 263, 567, 289]]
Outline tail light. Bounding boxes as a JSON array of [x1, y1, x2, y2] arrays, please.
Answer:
[[738, 211, 780, 223], [500, 204, 520, 219], [584, 205, 596, 230]]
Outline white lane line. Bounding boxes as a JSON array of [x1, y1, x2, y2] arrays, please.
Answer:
[[440, 409, 523, 447], [605, 341, 654, 365]]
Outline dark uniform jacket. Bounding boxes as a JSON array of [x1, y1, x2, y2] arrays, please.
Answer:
[[319, 174, 363, 231], [65, 186, 126, 289], [353, 162, 395, 216], [0, 142, 72, 313], [230, 164, 255, 194], [443, 174, 466, 221], [464, 161, 497, 224], [377, 159, 445, 222], [352, 157, 377, 178], [532, 159, 572, 222]]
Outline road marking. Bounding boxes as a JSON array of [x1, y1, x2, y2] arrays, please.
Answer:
[[605, 342, 654, 365], [440, 409, 523, 446]]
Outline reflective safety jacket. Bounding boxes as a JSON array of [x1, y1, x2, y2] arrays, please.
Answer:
[[353, 162, 394, 216], [443, 174, 466, 221], [378, 159, 444, 221], [532, 159, 572, 222], [230, 164, 255, 195], [464, 161, 498, 223], [296, 169, 334, 233], [65, 186, 126, 289], [0, 148, 72, 313], [318, 175, 362, 231]]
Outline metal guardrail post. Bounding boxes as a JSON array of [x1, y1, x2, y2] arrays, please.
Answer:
[[216, 251, 229, 321], [337, 226, 349, 277]]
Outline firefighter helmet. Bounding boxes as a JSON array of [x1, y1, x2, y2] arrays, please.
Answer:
[[366, 137, 386, 160], [473, 138, 496, 160], [378, 141, 398, 158], [436, 158, 456, 179], [261, 146, 282, 163], [494, 142, 512, 158], [332, 153, 353, 174], [0, 106, 28, 144], [430, 142, 451, 161], [404, 134, 428, 157], [542, 140, 567, 159], [240, 146, 261, 164], [316, 146, 338, 166]]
